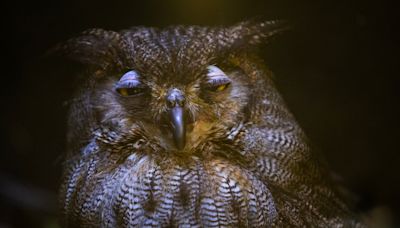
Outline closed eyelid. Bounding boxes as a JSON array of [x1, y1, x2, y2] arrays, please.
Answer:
[[114, 70, 149, 96], [205, 65, 231, 85], [207, 65, 226, 78], [119, 70, 140, 81], [116, 70, 142, 88]]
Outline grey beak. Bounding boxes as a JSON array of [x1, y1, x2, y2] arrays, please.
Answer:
[[170, 106, 186, 150]]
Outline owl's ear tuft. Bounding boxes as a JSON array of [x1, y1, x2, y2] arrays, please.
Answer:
[[48, 29, 123, 70], [228, 19, 290, 49]]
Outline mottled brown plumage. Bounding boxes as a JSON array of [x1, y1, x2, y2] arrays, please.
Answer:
[[58, 20, 364, 227]]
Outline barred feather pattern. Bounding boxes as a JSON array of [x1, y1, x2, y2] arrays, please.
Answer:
[[59, 20, 364, 227]]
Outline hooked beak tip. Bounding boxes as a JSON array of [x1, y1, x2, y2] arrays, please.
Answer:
[[170, 106, 186, 150]]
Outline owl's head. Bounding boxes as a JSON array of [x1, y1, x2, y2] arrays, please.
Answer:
[[60, 20, 288, 158], [57, 20, 363, 227]]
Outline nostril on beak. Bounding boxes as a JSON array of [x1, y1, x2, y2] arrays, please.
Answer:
[[167, 88, 185, 108]]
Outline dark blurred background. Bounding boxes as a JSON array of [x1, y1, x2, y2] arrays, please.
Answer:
[[1, 0, 399, 227]]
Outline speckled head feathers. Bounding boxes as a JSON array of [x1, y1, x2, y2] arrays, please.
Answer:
[[56, 20, 288, 72]]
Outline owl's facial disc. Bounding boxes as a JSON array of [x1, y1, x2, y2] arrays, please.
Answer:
[[166, 88, 186, 150]]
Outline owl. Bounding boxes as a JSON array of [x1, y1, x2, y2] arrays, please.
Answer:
[[57, 20, 364, 227]]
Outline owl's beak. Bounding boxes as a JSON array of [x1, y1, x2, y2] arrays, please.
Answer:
[[167, 88, 186, 150], [170, 106, 186, 150]]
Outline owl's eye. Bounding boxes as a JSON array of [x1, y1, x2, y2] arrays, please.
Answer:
[[205, 65, 231, 92], [115, 70, 147, 96]]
